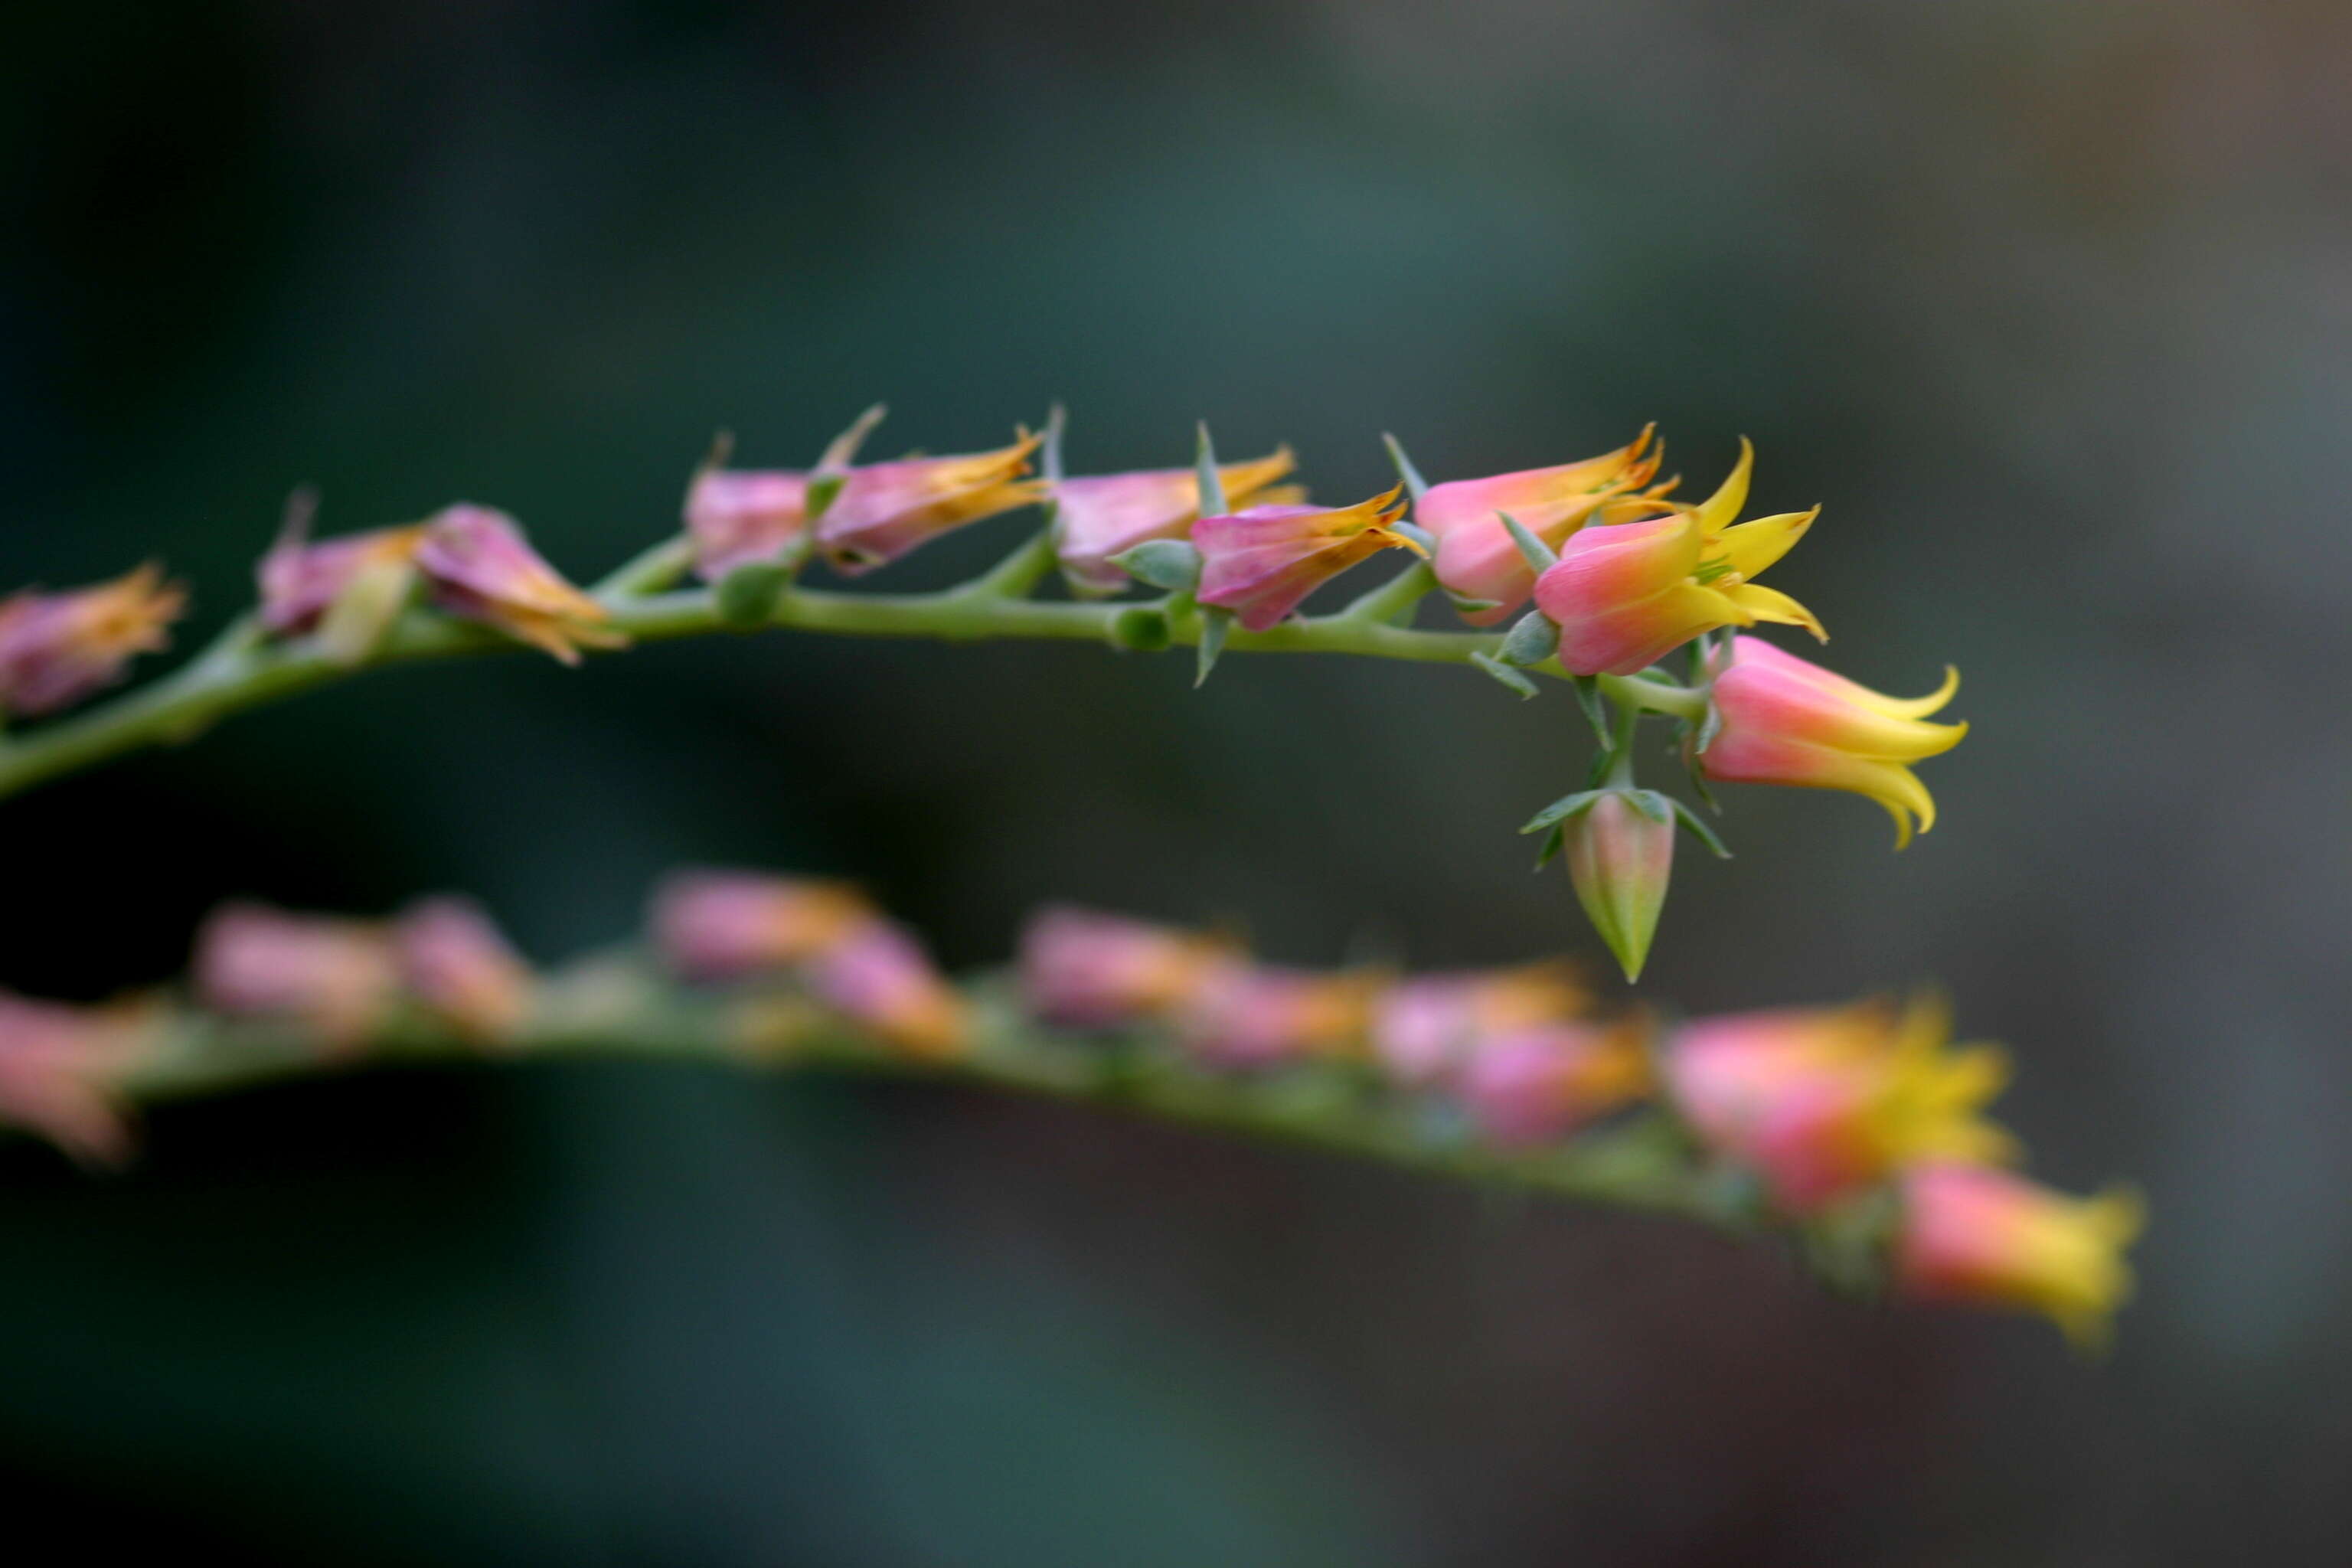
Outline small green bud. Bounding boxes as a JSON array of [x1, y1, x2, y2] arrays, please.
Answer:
[[1498, 609, 1560, 667], [1109, 605, 1171, 652], [1565, 791, 1676, 982], [716, 560, 793, 627]]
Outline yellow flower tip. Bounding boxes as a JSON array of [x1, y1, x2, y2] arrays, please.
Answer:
[[1694, 436, 1756, 532]]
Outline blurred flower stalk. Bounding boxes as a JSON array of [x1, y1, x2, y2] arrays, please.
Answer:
[[0, 874, 2138, 1345], [0, 406, 1966, 978]]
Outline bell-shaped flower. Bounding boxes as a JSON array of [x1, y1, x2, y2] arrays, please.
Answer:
[[1459, 1018, 1651, 1145], [683, 408, 888, 580], [1193, 485, 1420, 631], [193, 902, 400, 1047], [1423, 427, 1674, 624], [1177, 963, 1378, 1070], [651, 871, 879, 983], [415, 505, 625, 664], [0, 991, 158, 1166], [1052, 449, 1299, 596], [1698, 635, 1967, 847], [815, 430, 1047, 575], [1018, 906, 1240, 1029], [805, 918, 968, 1059], [394, 897, 534, 1045], [1370, 962, 1587, 1088], [0, 564, 186, 719], [1564, 792, 1675, 982], [1893, 1161, 2143, 1348]]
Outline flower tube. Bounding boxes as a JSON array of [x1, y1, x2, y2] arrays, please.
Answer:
[[1177, 964, 1378, 1070], [1018, 906, 1240, 1029], [0, 565, 186, 718], [0, 992, 156, 1165], [1053, 449, 1299, 596], [1423, 427, 1673, 623], [1369, 961, 1587, 1087], [193, 903, 400, 1047], [1893, 1161, 2143, 1347], [1193, 485, 1419, 631], [815, 431, 1047, 573], [414, 505, 625, 664], [651, 871, 878, 983], [394, 897, 534, 1045], [683, 407, 889, 580], [1459, 1018, 1651, 1145], [805, 918, 968, 1059]]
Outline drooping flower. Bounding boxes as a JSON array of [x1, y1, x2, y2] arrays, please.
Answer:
[[0, 991, 157, 1166], [1665, 997, 2015, 1213], [815, 430, 1048, 575], [1459, 1017, 1651, 1145], [414, 505, 626, 665], [1052, 449, 1300, 596], [0, 564, 186, 718], [1018, 906, 1240, 1029], [192, 903, 400, 1047], [1423, 426, 1676, 624], [394, 897, 534, 1045], [683, 407, 889, 580], [1893, 1161, 2144, 1347], [805, 918, 968, 1059], [1368, 961, 1587, 1087], [256, 492, 426, 659], [1698, 635, 1966, 848], [1193, 485, 1421, 631], [1563, 792, 1675, 982], [650, 871, 879, 983], [1177, 963, 1379, 1069]]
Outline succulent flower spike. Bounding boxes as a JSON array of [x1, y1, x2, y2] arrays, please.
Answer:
[[1894, 1161, 2144, 1348], [1423, 427, 1676, 624], [0, 991, 157, 1166], [1192, 485, 1422, 631], [651, 871, 879, 983], [394, 897, 534, 1045], [1459, 1017, 1651, 1145], [1052, 449, 1300, 596], [1697, 635, 1967, 848], [256, 490, 427, 662], [415, 505, 626, 665], [684, 406, 890, 580], [815, 429, 1049, 575], [1177, 963, 1380, 1069], [193, 903, 400, 1048], [1370, 961, 1588, 1087], [805, 918, 968, 1059], [1563, 792, 1676, 982], [1017, 905, 1242, 1028], [0, 564, 187, 720]]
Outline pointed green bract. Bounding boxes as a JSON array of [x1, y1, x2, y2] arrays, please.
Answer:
[[1470, 650, 1538, 699], [1498, 610, 1560, 667], [1381, 433, 1432, 503], [1499, 512, 1559, 573], [1194, 606, 1230, 686], [1194, 422, 1229, 517], [1111, 538, 1203, 593]]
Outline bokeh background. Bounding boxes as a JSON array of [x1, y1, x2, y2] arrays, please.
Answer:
[[5, 1, 2349, 1561]]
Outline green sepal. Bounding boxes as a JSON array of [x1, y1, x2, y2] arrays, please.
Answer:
[[1108, 604, 1171, 652], [1194, 606, 1231, 687], [315, 557, 421, 667], [1798, 1187, 1902, 1302], [1469, 650, 1538, 699], [1112, 538, 1202, 593], [1519, 788, 1606, 835], [1625, 789, 1674, 825], [1532, 822, 1567, 870], [1442, 589, 1504, 616], [1682, 743, 1722, 813], [1694, 696, 1723, 754], [1041, 401, 1067, 486], [716, 560, 795, 627], [1570, 674, 1611, 747], [804, 473, 845, 522], [1497, 610, 1560, 667], [1390, 519, 1437, 554], [1668, 796, 1733, 858], [1194, 423, 1229, 517], [1381, 432, 1432, 503], [1498, 512, 1558, 573]]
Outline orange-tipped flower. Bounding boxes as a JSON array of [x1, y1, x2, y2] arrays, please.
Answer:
[[1193, 485, 1421, 631], [1667, 998, 2015, 1213], [1370, 961, 1588, 1087], [815, 430, 1047, 575], [1054, 449, 1299, 596], [1460, 1018, 1651, 1145], [1178, 964, 1378, 1069], [0, 991, 157, 1166], [193, 903, 400, 1047], [1018, 906, 1240, 1029], [394, 897, 534, 1045], [414, 505, 624, 665], [1699, 635, 1967, 848], [805, 918, 968, 1060], [1894, 1161, 2144, 1347], [1423, 427, 1674, 624], [0, 564, 186, 718], [684, 408, 888, 580], [651, 871, 879, 983]]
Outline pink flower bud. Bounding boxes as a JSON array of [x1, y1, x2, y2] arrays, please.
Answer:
[[256, 492, 426, 652], [1894, 1161, 2143, 1347], [1423, 426, 1671, 623], [1193, 485, 1420, 631], [1459, 1018, 1650, 1145], [193, 902, 400, 1047], [805, 918, 967, 1059], [394, 897, 534, 1045], [1369, 962, 1587, 1087], [685, 469, 816, 580], [1564, 793, 1675, 982], [1698, 636, 1967, 848], [1051, 449, 1298, 596], [1017, 905, 1240, 1028], [0, 991, 156, 1166], [0, 564, 186, 718], [815, 431, 1047, 575], [414, 505, 625, 665], [651, 871, 879, 982], [1176, 964, 1377, 1069]]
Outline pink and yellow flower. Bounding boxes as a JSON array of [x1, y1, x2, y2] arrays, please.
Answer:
[[1052, 449, 1300, 596], [1698, 635, 1966, 848], [1459, 1018, 1651, 1145], [682, 409, 889, 580], [815, 431, 1047, 574], [651, 871, 879, 983], [1666, 997, 2015, 1213], [193, 902, 401, 1047], [0, 991, 158, 1166], [0, 564, 186, 718], [414, 505, 625, 665], [1423, 426, 1675, 624], [805, 918, 968, 1060], [1193, 485, 1420, 631], [1893, 1161, 2144, 1347], [394, 897, 534, 1045], [1018, 906, 1240, 1029], [1177, 963, 1380, 1069], [1369, 961, 1587, 1087]]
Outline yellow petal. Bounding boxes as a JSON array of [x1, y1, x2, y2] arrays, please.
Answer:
[[1723, 582, 1826, 641], [1717, 506, 1819, 579], [1694, 436, 1754, 534]]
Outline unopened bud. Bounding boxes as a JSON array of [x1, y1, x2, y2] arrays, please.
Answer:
[[1564, 792, 1674, 982]]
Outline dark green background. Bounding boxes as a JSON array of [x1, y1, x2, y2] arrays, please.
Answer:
[[5, 2, 2347, 1562]]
